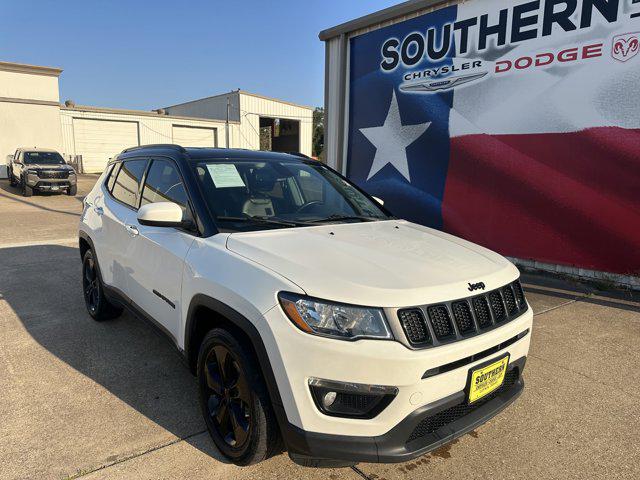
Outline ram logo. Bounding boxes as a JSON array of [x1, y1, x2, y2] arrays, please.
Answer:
[[612, 32, 639, 62]]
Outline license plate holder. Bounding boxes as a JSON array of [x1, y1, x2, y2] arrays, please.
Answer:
[[466, 354, 510, 404]]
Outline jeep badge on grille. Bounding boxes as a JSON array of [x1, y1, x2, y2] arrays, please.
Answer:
[[468, 282, 486, 292]]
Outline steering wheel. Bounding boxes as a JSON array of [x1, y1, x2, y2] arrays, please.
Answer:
[[295, 201, 324, 214]]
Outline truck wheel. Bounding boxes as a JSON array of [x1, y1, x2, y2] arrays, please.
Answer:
[[197, 328, 282, 466], [23, 181, 33, 197], [8, 171, 16, 186], [68, 184, 78, 196], [82, 249, 123, 321]]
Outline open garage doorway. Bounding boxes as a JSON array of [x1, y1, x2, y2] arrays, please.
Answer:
[[259, 117, 300, 153]]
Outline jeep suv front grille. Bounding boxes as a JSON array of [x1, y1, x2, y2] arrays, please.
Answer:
[[502, 285, 518, 315], [399, 309, 431, 346], [489, 290, 506, 322], [427, 306, 455, 340], [472, 296, 492, 329], [451, 301, 475, 335], [397, 280, 528, 348]]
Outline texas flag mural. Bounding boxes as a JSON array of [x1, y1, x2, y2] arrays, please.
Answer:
[[347, 0, 640, 276]]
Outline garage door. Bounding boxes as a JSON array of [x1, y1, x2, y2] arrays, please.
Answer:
[[172, 125, 217, 147], [73, 118, 139, 173]]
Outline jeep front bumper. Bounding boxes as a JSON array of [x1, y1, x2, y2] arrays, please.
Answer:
[[282, 356, 525, 465]]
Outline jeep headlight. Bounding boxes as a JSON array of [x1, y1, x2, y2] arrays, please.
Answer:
[[278, 293, 392, 340]]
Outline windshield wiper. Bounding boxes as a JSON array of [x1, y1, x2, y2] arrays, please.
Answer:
[[309, 214, 379, 224], [215, 215, 309, 227]]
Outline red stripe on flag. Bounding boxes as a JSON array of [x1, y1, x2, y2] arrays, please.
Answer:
[[442, 127, 640, 275]]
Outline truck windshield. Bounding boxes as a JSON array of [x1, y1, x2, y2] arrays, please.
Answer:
[[194, 159, 390, 231], [23, 152, 65, 165]]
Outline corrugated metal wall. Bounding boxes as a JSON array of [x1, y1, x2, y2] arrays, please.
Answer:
[[165, 92, 241, 123], [60, 108, 236, 172]]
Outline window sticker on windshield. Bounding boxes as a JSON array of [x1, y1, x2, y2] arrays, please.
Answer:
[[206, 164, 246, 188]]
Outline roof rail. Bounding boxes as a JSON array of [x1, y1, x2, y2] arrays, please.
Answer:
[[286, 152, 312, 159], [121, 144, 186, 154]]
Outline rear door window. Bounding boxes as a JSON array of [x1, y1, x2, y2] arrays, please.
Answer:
[[111, 159, 148, 208], [106, 163, 120, 192]]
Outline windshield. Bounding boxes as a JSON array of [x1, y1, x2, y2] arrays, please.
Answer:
[[23, 151, 65, 165], [194, 159, 390, 231]]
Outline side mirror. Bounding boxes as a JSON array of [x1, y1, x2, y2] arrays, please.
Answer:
[[137, 202, 184, 228], [373, 196, 384, 206]]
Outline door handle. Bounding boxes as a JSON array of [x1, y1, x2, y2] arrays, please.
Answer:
[[125, 224, 139, 237], [94, 206, 104, 215]]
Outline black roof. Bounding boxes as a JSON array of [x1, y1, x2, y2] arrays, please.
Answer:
[[117, 144, 309, 163]]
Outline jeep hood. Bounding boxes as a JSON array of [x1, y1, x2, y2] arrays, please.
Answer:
[[226, 220, 519, 307]]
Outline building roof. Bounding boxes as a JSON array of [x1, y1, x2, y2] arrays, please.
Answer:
[[319, 0, 446, 41], [0, 60, 63, 77], [60, 103, 240, 124], [164, 89, 314, 112]]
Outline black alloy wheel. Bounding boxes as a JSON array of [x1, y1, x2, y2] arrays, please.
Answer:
[[81, 249, 122, 321], [83, 254, 100, 315], [197, 329, 281, 465], [203, 344, 252, 449]]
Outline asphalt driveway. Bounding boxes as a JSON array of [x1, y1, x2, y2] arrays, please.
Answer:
[[1, 176, 638, 479]]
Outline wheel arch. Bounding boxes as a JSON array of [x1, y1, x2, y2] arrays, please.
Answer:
[[79, 231, 93, 261], [185, 294, 285, 410], [78, 232, 107, 288]]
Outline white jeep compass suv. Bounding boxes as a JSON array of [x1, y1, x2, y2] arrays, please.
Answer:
[[79, 145, 532, 467]]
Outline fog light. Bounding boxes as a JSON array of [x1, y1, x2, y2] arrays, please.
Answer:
[[308, 377, 397, 419], [322, 391, 337, 408]]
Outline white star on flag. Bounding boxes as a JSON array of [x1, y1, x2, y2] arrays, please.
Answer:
[[360, 90, 431, 183], [359, 90, 431, 182]]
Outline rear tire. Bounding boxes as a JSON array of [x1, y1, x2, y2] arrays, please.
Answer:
[[23, 180, 33, 197], [197, 328, 282, 466], [68, 184, 78, 196], [82, 249, 123, 321], [8, 170, 16, 186]]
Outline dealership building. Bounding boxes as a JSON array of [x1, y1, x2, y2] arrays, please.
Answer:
[[0, 60, 312, 174], [321, 0, 639, 288]]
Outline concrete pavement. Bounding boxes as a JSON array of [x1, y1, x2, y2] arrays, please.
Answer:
[[0, 175, 98, 245], [0, 176, 638, 479]]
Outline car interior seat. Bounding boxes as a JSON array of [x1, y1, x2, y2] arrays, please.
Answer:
[[242, 169, 277, 217]]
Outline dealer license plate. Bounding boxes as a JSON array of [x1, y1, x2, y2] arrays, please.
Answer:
[[468, 355, 509, 404]]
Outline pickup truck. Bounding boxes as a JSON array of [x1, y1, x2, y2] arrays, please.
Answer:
[[8, 148, 77, 197]]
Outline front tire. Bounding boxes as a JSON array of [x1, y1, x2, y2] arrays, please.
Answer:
[[68, 184, 78, 196], [197, 329, 282, 466], [82, 249, 123, 321], [23, 180, 33, 197]]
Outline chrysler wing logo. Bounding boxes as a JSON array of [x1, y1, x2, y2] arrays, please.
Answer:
[[612, 32, 639, 62], [400, 72, 488, 93]]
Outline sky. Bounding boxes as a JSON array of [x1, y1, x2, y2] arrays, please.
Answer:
[[0, 0, 400, 111]]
